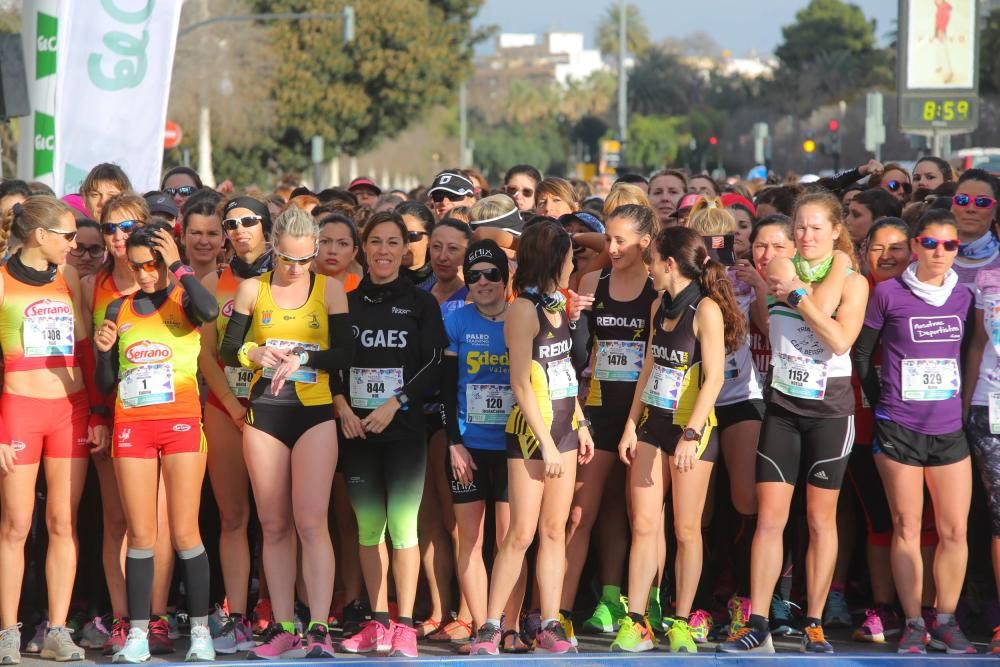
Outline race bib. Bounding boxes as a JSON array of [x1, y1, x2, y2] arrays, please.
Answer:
[[641, 363, 685, 410], [989, 392, 1000, 434], [224, 365, 253, 399], [901, 358, 959, 401], [350, 367, 404, 409], [772, 352, 828, 400], [594, 340, 644, 382], [120, 363, 175, 408], [261, 338, 319, 384], [724, 354, 740, 381], [546, 358, 578, 400], [466, 383, 514, 424], [23, 315, 73, 357]]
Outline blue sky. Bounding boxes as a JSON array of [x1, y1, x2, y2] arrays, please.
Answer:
[[475, 0, 898, 57]]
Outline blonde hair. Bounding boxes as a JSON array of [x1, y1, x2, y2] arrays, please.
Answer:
[[687, 198, 736, 235], [535, 177, 579, 211], [101, 193, 150, 225], [0, 195, 73, 256], [603, 183, 653, 220], [470, 194, 516, 223], [271, 205, 318, 246]]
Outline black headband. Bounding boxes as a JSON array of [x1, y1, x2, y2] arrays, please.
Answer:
[[224, 196, 272, 231]]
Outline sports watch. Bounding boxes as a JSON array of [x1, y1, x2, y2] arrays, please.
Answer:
[[681, 427, 702, 442], [787, 287, 808, 309]]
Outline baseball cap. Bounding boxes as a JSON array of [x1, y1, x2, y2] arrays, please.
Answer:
[[720, 193, 757, 217], [428, 172, 475, 197], [144, 192, 179, 218], [558, 211, 605, 234], [348, 177, 382, 195], [677, 193, 704, 211]]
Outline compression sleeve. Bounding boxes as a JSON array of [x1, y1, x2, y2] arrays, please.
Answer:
[[220, 312, 252, 368], [96, 340, 119, 396], [569, 316, 590, 375], [852, 325, 882, 409], [304, 314, 354, 373], [834, 167, 863, 190], [173, 263, 220, 326], [441, 355, 462, 445]]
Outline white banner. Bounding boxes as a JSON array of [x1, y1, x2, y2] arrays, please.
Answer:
[[16, 0, 66, 188], [54, 0, 183, 195]]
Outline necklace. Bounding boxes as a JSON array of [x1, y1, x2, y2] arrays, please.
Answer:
[[475, 302, 508, 321]]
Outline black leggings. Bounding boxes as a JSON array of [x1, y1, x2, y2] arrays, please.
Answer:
[[968, 406, 1000, 537]]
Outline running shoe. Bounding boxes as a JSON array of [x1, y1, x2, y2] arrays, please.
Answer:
[[340, 599, 369, 638], [666, 619, 697, 653], [166, 613, 183, 640], [185, 626, 215, 662], [558, 612, 577, 647], [208, 607, 227, 639], [338, 620, 390, 654], [582, 594, 628, 634], [769, 595, 801, 637], [246, 624, 305, 660], [211, 617, 242, 655], [112, 628, 150, 664], [24, 621, 46, 654], [304, 625, 335, 659], [646, 595, 664, 635], [388, 622, 418, 658], [716, 626, 774, 653], [233, 617, 255, 651], [535, 620, 575, 654], [147, 617, 174, 655], [79, 616, 111, 649], [823, 590, 851, 628], [989, 625, 1000, 655], [65, 609, 88, 637], [41, 626, 84, 662], [801, 621, 833, 653], [470, 622, 501, 656], [519, 610, 541, 649], [687, 609, 712, 643], [103, 618, 129, 655], [0, 624, 20, 665], [252, 599, 273, 635], [609, 616, 655, 653], [897, 620, 928, 654], [727, 596, 751, 637], [852, 606, 899, 643], [928, 617, 977, 654], [921, 606, 937, 633]]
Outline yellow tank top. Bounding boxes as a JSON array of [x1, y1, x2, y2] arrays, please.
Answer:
[[0, 265, 76, 372], [249, 271, 331, 406]]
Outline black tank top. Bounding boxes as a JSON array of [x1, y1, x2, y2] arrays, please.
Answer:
[[585, 271, 658, 410]]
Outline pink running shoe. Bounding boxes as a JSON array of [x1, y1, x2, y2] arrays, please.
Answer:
[[338, 620, 390, 654], [389, 622, 418, 658], [103, 618, 128, 655], [536, 620, 576, 654], [247, 624, 306, 660], [470, 622, 502, 656], [304, 625, 335, 659]]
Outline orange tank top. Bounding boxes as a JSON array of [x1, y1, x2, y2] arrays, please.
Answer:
[[0, 265, 76, 372]]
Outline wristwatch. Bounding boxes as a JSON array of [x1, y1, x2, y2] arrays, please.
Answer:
[[395, 391, 410, 409], [291, 346, 309, 365], [577, 418, 592, 431], [787, 287, 808, 309], [681, 427, 702, 442]]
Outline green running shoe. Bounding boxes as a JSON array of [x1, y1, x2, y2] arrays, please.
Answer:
[[667, 619, 697, 653], [646, 596, 664, 635], [610, 616, 655, 653], [582, 595, 628, 634]]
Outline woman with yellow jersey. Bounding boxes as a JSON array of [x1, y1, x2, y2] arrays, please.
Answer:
[[95, 221, 220, 663], [197, 195, 272, 654], [0, 196, 106, 664], [220, 207, 352, 660]]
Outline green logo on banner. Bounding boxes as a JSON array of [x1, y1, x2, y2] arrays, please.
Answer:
[[36, 12, 57, 80], [33, 112, 55, 178]]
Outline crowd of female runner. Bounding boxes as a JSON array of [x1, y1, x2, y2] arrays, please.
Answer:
[[0, 155, 999, 660]]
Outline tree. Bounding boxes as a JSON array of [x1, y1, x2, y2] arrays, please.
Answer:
[[626, 114, 685, 171], [471, 117, 567, 179], [254, 0, 484, 160], [596, 3, 650, 62], [775, 0, 876, 71], [627, 47, 703, 116]]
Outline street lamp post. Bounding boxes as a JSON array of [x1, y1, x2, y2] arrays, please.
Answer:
[[617, 0, 627, 170]]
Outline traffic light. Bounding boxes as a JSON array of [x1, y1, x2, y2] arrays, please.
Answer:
[[708, 136, 718, 145], [803, 139, 816, 154], [828, 119, 842, 155], [827, 119, 839, 133]]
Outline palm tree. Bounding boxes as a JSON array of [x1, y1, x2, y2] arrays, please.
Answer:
[[596, 2, 651, 62]]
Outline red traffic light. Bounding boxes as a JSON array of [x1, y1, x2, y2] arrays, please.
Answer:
[[828, 119, 839, 132], [708, 136, 718, 145]]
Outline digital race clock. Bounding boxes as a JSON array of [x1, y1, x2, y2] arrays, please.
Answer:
[[900, 96, 979, 131]]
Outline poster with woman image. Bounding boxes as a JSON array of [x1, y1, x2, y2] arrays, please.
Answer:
[[905, 0, 977, 89]]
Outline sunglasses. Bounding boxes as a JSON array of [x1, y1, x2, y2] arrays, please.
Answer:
[[407, 231, 428, 243], [915, 236, 960, 252], [952, 194, 997, 209], [466, 267, 503, 284], [46, 228, 77, 242], [163, 186, 197, 198], [70, 243, 105, 258], [128, 258, 160, 273], [275, 249, 317, 266], [431, 191, 466, 204], [885, 180, 912, 194], [223, 215, 262, 231], [101, 220, 139, 236], [504, 186, 534, 199]]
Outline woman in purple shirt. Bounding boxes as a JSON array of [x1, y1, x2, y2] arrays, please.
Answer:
[[853, 209, 976, 655]]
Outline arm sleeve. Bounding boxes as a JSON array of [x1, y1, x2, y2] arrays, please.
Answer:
[[852, 325, 882, 408], [570, 316, 590, 375], [305, 313, 354, 373], [441, 355, 463, 445], [97, 341, 119, 396], [401, 300, 446, 401], [219, 312, 252, 367], [178, 270, 220, 326], [835, 167, 863, 190]]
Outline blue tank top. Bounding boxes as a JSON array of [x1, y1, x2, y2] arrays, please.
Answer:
[[445, 303, 510, 451]]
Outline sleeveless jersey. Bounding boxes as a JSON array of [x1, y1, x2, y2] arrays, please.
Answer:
[[717, 286, 763, 406], [639, 296, 717, 428], [506, 297, 578, 458], [585, 271, 657, 410], [0, 266, 75, 372], [92, 269, 127, 331], [213, 265, 254, 398], [112, 285, 202, 421], [248, 271, 331, 406]]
